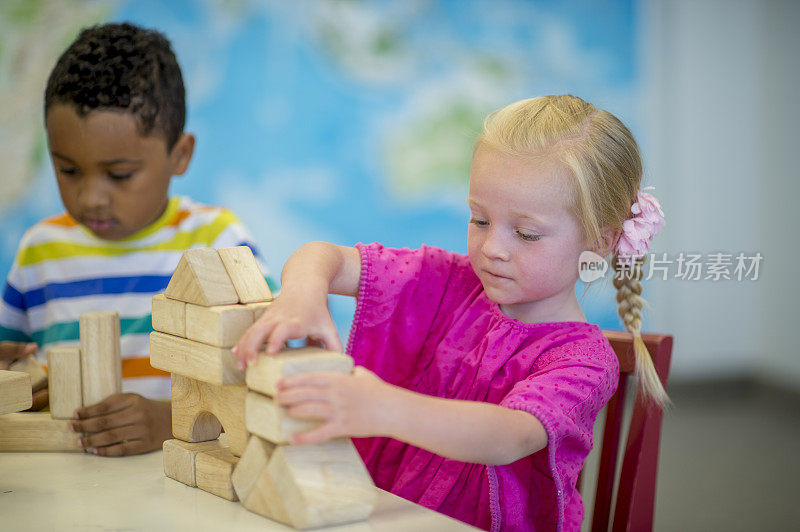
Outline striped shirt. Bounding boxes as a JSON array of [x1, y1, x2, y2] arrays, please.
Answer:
[[0, 196, 275, 400]]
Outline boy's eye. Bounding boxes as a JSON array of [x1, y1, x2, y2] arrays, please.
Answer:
[[58, 167, 79, 176], [108, 172, 134, 181], [469, 217, 489, 227], [516, 230, 541, 242]]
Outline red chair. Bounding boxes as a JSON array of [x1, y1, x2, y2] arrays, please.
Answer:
[[587, 331, 673, 532]]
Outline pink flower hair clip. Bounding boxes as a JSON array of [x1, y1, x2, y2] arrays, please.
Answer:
[[615, 186, 665, 264]]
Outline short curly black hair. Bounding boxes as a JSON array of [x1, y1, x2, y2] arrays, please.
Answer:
[[45, 22, 185, 150]]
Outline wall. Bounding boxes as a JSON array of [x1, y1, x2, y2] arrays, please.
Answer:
[[641, 0, 799, 388]]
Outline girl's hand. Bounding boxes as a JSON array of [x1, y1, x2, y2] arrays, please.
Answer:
[[275, 366, 395, 445], [0, 341, 38, 370], [233, 291, 342, 369]]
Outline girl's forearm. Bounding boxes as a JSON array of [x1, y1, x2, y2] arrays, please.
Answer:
[[280, 241, 361, 298], [383, 385, 548, 465]]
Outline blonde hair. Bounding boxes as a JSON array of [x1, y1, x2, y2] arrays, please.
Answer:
[[476, 95, 668, 408]]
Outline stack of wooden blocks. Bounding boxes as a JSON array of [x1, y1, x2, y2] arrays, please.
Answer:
[[0, 311, 122, 451], [153, 246, 377, 529]]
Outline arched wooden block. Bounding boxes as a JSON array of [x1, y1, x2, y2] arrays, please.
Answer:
[[171, 374, 247, 456]]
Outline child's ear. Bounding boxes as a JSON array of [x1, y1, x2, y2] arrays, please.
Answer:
[[169, 133, 195, 176], [595, 226, 622, 257]]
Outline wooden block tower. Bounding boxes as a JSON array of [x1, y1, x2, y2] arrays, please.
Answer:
[[154, 246, 378, 528], [0, 311, 121, 451]]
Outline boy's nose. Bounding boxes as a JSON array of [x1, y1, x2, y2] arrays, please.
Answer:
[[78, 177, 112, 211]]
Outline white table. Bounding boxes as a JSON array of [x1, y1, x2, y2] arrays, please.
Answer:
[[0, 451, 478, 531]]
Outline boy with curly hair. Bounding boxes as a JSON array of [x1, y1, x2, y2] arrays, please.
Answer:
[[0, 22, 273, 456]]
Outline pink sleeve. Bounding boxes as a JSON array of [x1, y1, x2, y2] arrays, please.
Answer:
[[495, 339, 619, 531], [347, 242, 471, 387]]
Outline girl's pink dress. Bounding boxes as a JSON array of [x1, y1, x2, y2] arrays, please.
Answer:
[[346, 243, 619, 531]]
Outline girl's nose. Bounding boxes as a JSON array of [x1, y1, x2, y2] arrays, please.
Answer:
[[481, 230, 511, 261]]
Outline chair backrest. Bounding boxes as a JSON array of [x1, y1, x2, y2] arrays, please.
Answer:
[[590, 330, 673, 532]]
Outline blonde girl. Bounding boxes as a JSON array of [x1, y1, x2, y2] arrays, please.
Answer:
[[234, 94, 666, 532]]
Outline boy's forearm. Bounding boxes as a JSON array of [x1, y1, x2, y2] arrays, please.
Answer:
[[280, 242, 360, 299], [383, 385, 548, 465]]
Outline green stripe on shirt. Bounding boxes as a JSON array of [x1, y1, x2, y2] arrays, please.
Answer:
[[31, 315, 154, 347]]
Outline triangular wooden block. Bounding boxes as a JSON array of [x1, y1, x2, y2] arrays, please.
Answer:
[[218, 246, 273, 304], [165, 248, 238, 306], [232, 435, 276, 502], [261, 439, 377, 529]]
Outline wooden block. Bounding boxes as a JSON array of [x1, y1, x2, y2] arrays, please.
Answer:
[[171, 374, 247, 456], [244, 439, 377, 529], [164, 248, 238, 306], [47, 346, 83, 419], [0, 370, 32, 415], [150, 332, 244, 385], [246, 347, 354, 397], [0, 412, 80, 451], [162, 438, 226, 487], [196, 448, 240, 501], [152, 294, 186, 337], [185, 304, 253, 348], [232, 435, 276, 502], [247, 301, 272, 321], [246, 391, 318, 444], [79, 311, 122, 406], [218, 246, 273, 304], [9, 355, 48, 392]]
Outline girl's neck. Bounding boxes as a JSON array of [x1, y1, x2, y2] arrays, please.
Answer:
[[498, 289, 587, 325]]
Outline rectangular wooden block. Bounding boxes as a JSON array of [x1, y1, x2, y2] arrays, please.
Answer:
[[163, 438, 226, 487], [0, 370, 32, 415], [260, 439, 377, 529], [47, 346, 83, 419], [245, 391, 318, 445], [232, 435, 276, 502], [79, 311, 122, 406], [247, 302, 272, 321], [171, 374, 248, 456], [196, 448, 240, 501], [0, 412, 80, 451], [246, 347, 354, 397], [218, 246, 273, 304], [152, 294, 186, 337], [9, 355, 48, 392], [150, 332, 244, 385], [185, 304, 253, 348], [165, 248, 239, 306]]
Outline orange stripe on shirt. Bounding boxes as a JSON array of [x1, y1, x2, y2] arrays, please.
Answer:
[[43, 213, 79, 227], [122, 356, 169, 378], [167, 209, 192, 227]]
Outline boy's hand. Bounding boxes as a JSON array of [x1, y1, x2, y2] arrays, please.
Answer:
[[274, 366, 395, 445], [233, 291, 341, 368], [70, 393, 172, 456], [1, 342, 49, 411], [0, 341, 38, 370]]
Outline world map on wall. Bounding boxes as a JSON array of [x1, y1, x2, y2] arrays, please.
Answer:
[[0, 0, 637, 332]]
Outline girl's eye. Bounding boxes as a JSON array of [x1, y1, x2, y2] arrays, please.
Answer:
[[58, 167, 79, 176], [516, 230, 541, 242], [469, 217, 489, 227]]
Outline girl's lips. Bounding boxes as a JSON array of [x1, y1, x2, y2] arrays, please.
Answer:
[[485, 270, 512, 280]]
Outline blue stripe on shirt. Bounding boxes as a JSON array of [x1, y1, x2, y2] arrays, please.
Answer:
[[2, 282, 26, 311], [9, 275, 172, 311]]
